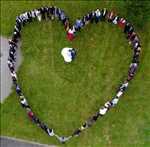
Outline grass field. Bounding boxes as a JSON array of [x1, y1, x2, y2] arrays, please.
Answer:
[[1, 1, 150, 147]]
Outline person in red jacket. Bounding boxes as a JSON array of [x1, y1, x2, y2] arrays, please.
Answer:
[[118, 17, 126, 29], [27, 110, 34, 120], [67, 26, 76, 41]]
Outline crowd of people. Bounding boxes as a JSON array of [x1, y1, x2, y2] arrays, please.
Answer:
[[7, 6, 141, 143]]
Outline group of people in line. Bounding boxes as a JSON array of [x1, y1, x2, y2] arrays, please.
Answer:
[[7, 6, 141, 143], [68, 8, 141, 137]]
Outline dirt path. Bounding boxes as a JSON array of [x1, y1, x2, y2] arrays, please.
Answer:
[[0, 36, 22, 102]]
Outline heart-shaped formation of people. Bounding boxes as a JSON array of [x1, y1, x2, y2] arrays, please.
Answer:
[[8, 6, 141, 143]]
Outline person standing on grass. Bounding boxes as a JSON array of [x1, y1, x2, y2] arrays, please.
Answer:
[[107, 11, 115, 22], [67, 26, 76, 41], [60, 10, 67, 25], [95, 9, 101, 23], [20, 97, 29, 108], [111, 97, 119, 106], [74, 18, 83, 31], [118, 17, 126, 29], [90, 11, 95, 23], [72, 128, 82, 136], [39, 7, 46, 20], [47, 128, 54, 136], [16, 84, 22, 95], [35, 9, 41, 21], [112, 16, 119, 24], [127, 62, 138, 81], [101, 8, 107, 20], [85, 13, 91, 24], [99, 106, 108, 115]]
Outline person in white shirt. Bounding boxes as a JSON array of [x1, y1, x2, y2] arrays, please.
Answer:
[[20, 97, 29, 108], [99, 106, 108, 115], [95, 9, 101, 23], [111, 97, 119, 106], [61, 47, 76, 63], [10, 71, 17, 79], [31, 9, 36, 18], [116, 90, 123, 98], [104, 101, 112, 109], [112, 16, 119, 24], [122, 81, 129, 88], [22, 12, 29, 23], [35, 9, 41, 21], [80, 123, 87, 130], [117, 81, 129, 93], [47, 128, 54, 136]]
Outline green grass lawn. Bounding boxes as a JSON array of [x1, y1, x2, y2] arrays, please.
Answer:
[[1, 1, 150, 147]]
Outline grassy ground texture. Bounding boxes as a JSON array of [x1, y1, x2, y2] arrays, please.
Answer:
[[1, 1, 150, 147]]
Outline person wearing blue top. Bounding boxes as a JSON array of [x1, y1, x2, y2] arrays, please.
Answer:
[[70, 48, 76, 60], [74, 18, 83, 31], [16, 85, 22, 96]]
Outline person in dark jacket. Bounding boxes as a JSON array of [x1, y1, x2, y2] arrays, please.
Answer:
[[8, 58, 15, 72], [49, 6, 55, 20], [91, 111, 100, 121], [27, 11, 32, 22], [124, 23, 134, 35], [16, 84, 22, 96], [101, 8, 107, 20], [85, 13, 91, 24], [127, 63, 138, 81], [60, 10, 67, 25], [39, 7, 46, 20], [90, 11, 95, 23], [9, 50, 15, 61], [72, 128, 81, 136]]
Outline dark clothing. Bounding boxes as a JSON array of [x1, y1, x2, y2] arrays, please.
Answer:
[[86, 13, 91, 22], [92, 112, 100, 121], [9, 40, 17, 47], [70, 49, 76, 60], [124, 23, 134, 35], [16, 85, 22, 95], [27, 11, 32, 22], [39, 122, 48, 133], [90, 12, 95, 23], [9, 47, 16, 55], [39, 7, 46, 20], [128, 63, 138, 77], [101, 9, 107, 20], [33, 116, 40, 124], [73, 129, 81, 136], [12, 32, 20, 43], [124, 23, 130, 33], [9, 52, 15, 61]]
